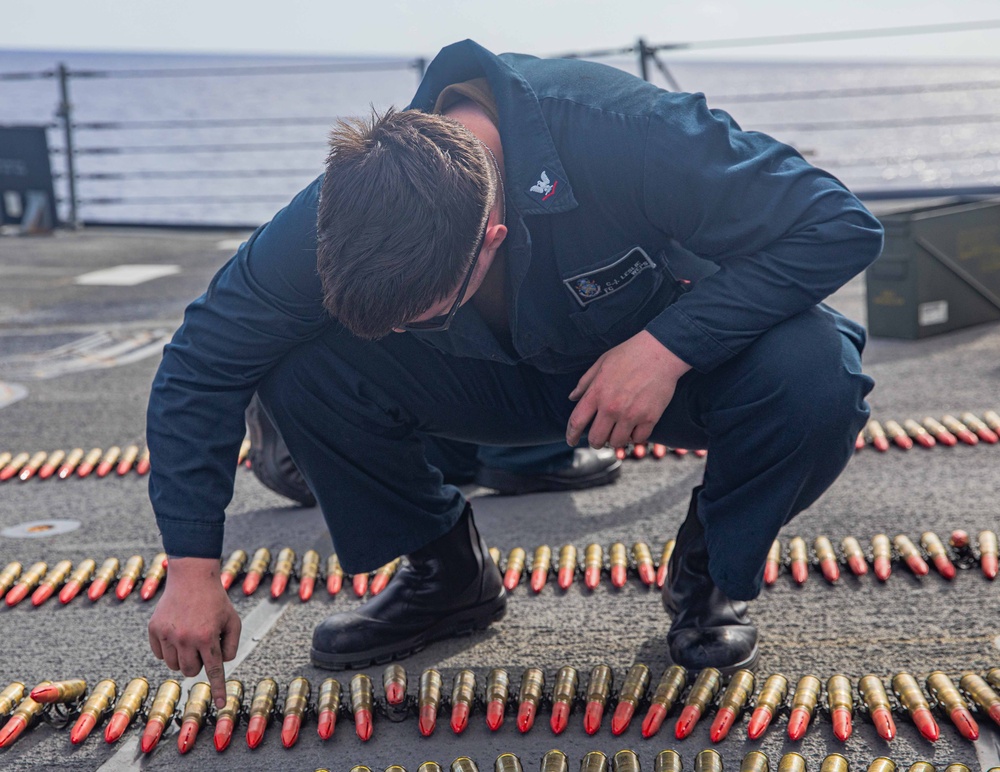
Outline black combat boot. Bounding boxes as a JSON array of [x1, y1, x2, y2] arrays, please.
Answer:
[[311, 503, 506, 669], [245, 393, 316, 507], [662, 487, 759, 674], [475, 447, 622, 495]]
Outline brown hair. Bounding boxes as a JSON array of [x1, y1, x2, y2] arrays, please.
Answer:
[[317, 107, 496, 339]]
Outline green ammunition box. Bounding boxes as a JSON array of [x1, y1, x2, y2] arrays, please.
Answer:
[[866, 199, 1000, 338]]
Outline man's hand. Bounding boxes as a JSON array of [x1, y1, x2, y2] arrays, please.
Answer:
[[148, 557, 242, 708], [567, 330, 692, 449]]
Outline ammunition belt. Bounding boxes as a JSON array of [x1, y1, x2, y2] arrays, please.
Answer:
[[1, 528, 997, 609], [3, 667, 997, 752]]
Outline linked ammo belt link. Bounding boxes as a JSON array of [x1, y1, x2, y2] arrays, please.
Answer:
[[1, 410, 997, 485], [2, 666, 999, 751], [1, 529, 996, 610]]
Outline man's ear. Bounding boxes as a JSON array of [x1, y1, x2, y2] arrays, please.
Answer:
[[484, 223, 507, 256]]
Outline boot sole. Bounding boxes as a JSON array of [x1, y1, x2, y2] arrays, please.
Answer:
[[474, 461, 622, 495], [310, 595, 508, 670], [675, 643, 761, 678]]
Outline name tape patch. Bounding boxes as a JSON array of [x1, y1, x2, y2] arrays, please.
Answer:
[[563, 247, 656, 307]]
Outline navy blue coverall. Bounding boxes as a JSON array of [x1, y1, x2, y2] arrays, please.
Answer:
[[147, 40, 882, 601]]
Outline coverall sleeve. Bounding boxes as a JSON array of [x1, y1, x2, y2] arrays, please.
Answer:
[[146, 179, 329, 558], [641, 92, 884, 373]]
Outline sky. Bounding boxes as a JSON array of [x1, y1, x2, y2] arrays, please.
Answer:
[[3, 0, 1000, 61]]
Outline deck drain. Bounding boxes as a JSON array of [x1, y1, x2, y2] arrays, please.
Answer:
[[1, 519, 81, 539]]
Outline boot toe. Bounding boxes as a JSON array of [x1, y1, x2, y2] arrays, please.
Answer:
[[668, 625, 759, 675]]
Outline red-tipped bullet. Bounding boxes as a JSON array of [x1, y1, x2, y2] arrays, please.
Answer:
[[874, 556, 891, 581], [104, 712, 131, 743], [611, 701, 635, 736], [96, 461, 114, 477], [615, 447, 626, 460], [517, 701, 536, 733], [584, 700, 605, 735], [610, 564, 627, 588], [642, 703, 667, 738], [59, 579, 84, 604], [355, 707, 373, 741], [245, 714, 267, 749], [710, 707, 736, 743], [948, 707, 979, 741], [870, 706, 896, 741], [902, 553, 929, 576], [652, 444, 668, 458], [298, 575, 314, 601], [989, 704, 1000, 726], [632, 443, 647, 459], [30, 583, 56, 606], [451, 701, 470, 734], [486, 699, 505, 731], [88, 577, 109, 601], [984, 553, 999, 580], [369, 573, 389, 596], [637, 562, 655, 586], [550, 701, 569, 735], [280, 714, 301, 748], [139, 577, 160, 601], [530, 567, 548, 593], [787, 706, 812, 740], [791, 561, 808, 584], [140, 718, 165, 753], [317, 709, 337, 740], [418, 704, 436, 736], [270, 573, 288, 598], [115, 576, 136, 600], [911, 707, 939, 742], [847, 554, 868, 576], [503, 567, 522, 591], [242, 572, 262, 596], [77, 462, 96, 478], [747, 706, 774, 740], [872, 435, 889, 452], [352, 573, 368, 596], [5, 583, 29, 607], [136, 456, 150, 475], [763, 562, 779, 585], [557, 564, 574, 589], [694, 448, 708, 457], [177, 719, 200, 754], [385, 682, 405, 706], [70, 713, 97, 745], [819, 558, 840, 583], [0, 715, 28, 748], [855, 431, 865, 450], [326, 572, 342, 595], [584, 566, 601, 589], [214, 716, 234, 752], [674, 704, 701, 739], [832, 707, 852, 741], [672, 447, 689, 456], [931, 554, 956, 579]]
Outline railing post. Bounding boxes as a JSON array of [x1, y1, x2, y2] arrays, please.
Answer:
[[636, 38, 650, 81], [56, 63, 80, 228]]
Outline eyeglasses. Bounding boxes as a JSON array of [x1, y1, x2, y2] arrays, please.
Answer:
[[398, 223, 488, 333]]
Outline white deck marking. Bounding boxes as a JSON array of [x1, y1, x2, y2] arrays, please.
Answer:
[[0, 381, 27, 409], [74, 264, 180, 286], [95, 593, 293, 770], [975, 724, 1000, 771], [215, 239, 246, 251]]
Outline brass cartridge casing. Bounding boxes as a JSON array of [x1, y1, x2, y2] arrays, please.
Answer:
[[633, 541, 653, 567], [94, 557, 119, 586], [247, 548, 271, 576], [619, 663, 651, 707], [584, 543, 604, 571], [119, 444, 139, 465], [249, 678, 278, 720], [326, 553, 343, 578], [942, 766, 970, 772], [23, 451, 47, 474], [872, 534, 891, 561], [660, 539, 676, 568], [542, 749, 570, 772], [237, 437, 251, 464], [114, 677, 150, 721], [558, 544, 577, 570], [0, 681, 26, 716], [39, 560, 73, 591], [779, 754, 806, 772], [581, 751, 610, 772], [925, 671, 967, 713], [980, 530, 998, 559], [351, 673, 374, 714], [756, 674, 789, 716], [452, 758, 480, 772], [866, 420, 887, 442], [959, 673, 1000, 713], [695, 749, 723, 772], [274, 548, 296, 578], [656, 750, 683, 772], [452, 670, 476, 710], [148, 679, 182, 725], [612, 750, 641, 772], [686, 667, 723, 711], [532, 545, 552, 574], [18, 562, 48, 591], [892, 673, 931, 712], [814, 536, 836, 563], [907, 764, 934, 772], [788, 537, 807, 565], [384, 664, 407, 698], [988, 668, 1000, 692], [39, 679, 87, 703], [78, 679, 117, 721], [11, 681, 49, 724], [552, 666, 578, 705], [883, 420, 906, 440], [767, 540, 782, 565], [419, 764, 445, 772], [350, 767, 373, 772], [375, 557, 400, 579], [984, 409, 1000, 430], [100, 446, 121, 466], [385, 766, 407, 772], [868, 759, 896, 772], [820, 756, 848, 772], [120, 555, 144, 584], [649, 665, 688, 712], [495, 753, 524, 772], [609, 542, 628, 570], [720, 669, 756, 713], [486, 668, 509, 704], [841, 537, 864, 560], [941, 415, 967, 435], [506, 547, 526, 576], [4, 452, 29, 473], [489, 547, 502, 567], [0, 562, 22, 595], [300, 549, 320, 580], [181, 682, 212, 726], [0, 452, 11, 468], [587, 664, 613, 704], [742, 751, 770, 772], [217, 680, 245, 723], [920, 532, 947, 559], [903, 418, 931, 438], [145, 552, 167, 581], [922, 417, 948, 435], [82, 448, 103, 467], [318, 677, 341, 714], [858, 675, 892, 713], [518, 667, 544, 708], [67, 559, 96, 586], [284, 677, 311, 718], [419, 669, 441, 716], [791, 675, 821, 713], [827, 674, 853, 712]]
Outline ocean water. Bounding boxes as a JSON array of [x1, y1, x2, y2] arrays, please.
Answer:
[[1, 48, 999, 226]]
